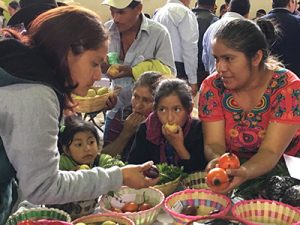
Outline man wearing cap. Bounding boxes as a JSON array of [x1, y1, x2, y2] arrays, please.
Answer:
[[153, 0, 199, 96], [101, 0, 176, 154]]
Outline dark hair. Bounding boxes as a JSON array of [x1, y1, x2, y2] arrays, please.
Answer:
[[220, 4, 226, 11], [272, 0, 289, 8], [225, 0, 231, 5], [228, 0, 250, 16], [256, 9, 266, 17], [133, 71, 163, 96], [197, 0, 216, 6], [128, 0, 141, 9], [26, 6, 108, 98], [214, 19, 281, 69], [58, 116, 100, 153], [8, 1, 20, 10], [255, 18, 278, 47], [154, 78, 192, 112]]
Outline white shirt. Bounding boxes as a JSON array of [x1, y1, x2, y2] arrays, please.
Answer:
[[202, 12, 244, 74], [153, 0, 199, 84]]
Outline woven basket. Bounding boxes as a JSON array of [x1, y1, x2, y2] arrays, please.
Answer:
[[5, 208, 71, 225], [164, 189, 231, 225], [186, 216, 245, 225], [154, 175, 181, 196], [182, 171, 208, 189], [74, 87, 121, 113], [232, 199, 300, 225], [72, 213, 135, 225], [99, 186, 164, 225]]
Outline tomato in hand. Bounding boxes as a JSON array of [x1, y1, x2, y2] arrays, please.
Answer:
[[218, 153, 240, 170], [206, 167, 230, 192]]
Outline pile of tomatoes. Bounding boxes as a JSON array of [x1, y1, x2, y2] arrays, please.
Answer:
[[206, 153, 240, 192], [111, 201, 153, 213]]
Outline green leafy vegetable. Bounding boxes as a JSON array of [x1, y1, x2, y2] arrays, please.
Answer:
[[156, 163, 187, 185]]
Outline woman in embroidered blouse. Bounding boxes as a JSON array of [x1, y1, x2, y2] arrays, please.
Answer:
[[198, 19, 300, 195]]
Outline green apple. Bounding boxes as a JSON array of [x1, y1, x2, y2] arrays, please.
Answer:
[[97, 87, 109, 95], [86, 89, 97, 97]]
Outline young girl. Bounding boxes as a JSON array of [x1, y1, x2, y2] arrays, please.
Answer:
[[127, 78, 207, 173], [50, 116, 124, 219]]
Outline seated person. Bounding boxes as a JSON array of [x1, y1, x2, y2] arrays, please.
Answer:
[[198, 19, 300, 198], [49, 116, 124, 219], [127, 78, 207, 173], [102, 71, 164, 161]]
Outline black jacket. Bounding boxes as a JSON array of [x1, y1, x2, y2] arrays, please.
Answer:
[[264, 8, 300, 77], [127, 119, 207, 173]]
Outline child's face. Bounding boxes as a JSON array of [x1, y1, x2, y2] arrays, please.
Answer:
[[66, 131, 98, 165], [156, 94, 188, 127]]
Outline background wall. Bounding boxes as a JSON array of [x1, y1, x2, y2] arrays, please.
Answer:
[[75, 0, 272, 22], [2, 0, 273, 23]]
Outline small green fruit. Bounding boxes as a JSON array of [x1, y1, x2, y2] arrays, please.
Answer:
[[102, 221, 117, 225], [87, 89, 97, 97], [97, 87, 109, 95], [78, 164, 90, 170]]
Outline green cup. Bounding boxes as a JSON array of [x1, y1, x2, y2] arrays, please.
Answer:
[[107, 52, 120, 65]]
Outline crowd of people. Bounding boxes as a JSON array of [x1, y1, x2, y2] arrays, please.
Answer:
[[0, 0, 299, 223]]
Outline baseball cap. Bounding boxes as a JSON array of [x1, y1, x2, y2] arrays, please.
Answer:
[[101, 0, 141, 9]]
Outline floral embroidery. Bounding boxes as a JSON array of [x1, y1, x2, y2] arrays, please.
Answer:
[[199, 68, 300, 157], [292, 89, 300, 116], [201, 90, 217, 115], [273, 94, 286, 118]]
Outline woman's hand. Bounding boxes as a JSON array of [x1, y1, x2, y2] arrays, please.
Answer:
[[122, 112, 146, 137], [205, 157, 219, 172], [105, 94, 117, 110], [215, 166, 249, 194], [121, 161, 159, 189]]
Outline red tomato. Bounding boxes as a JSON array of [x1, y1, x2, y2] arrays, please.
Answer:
[[138, 202, 152, 211], [206, 168, 230, 192], [218, 153, 240, 170], [121, 201, 139, 213]]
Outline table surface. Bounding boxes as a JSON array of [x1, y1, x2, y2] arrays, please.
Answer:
[[152, 211, 175, 225]]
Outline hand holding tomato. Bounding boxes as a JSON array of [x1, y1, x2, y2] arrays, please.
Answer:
[[218, 153, 240, 170], [206, 152, 241, 193]]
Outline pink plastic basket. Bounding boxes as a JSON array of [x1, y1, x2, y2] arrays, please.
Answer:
[[232, 199, 300, 225], [164, 189, 231, 225]]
